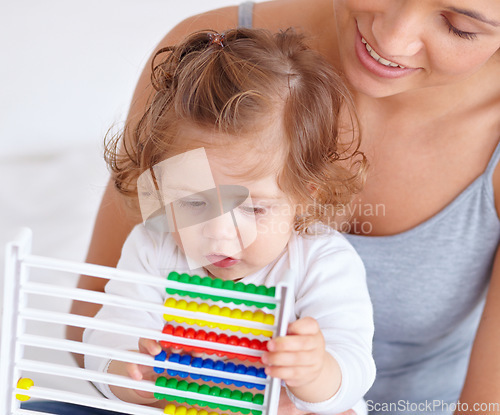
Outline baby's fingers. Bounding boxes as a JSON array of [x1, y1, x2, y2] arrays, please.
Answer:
[[138, 338, 162, 356], [267, 334, 321, 353]]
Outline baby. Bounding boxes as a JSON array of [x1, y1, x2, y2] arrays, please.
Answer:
[[84, 27, 375, 415]]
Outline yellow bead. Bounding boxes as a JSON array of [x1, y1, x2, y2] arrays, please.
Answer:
[[164, 404, 177, 414], [15, 378, 34, 402], [187, 302, 198, 312], [198, 303, 209, 313], [164, 298, 177, 308], [262, 329, 273, 337], [208, 305, 220, 315], [242, 310, 253, 320], [175, 406, 187, 415], [230, 308, 242, 319], [177, 300, 188, 310], [219, 324, 228, 331], [264, 314, 275, 325], [186, 409, 199, 415], [198, 411, 209, 415], [253, 310, 264, 322], [220, 307, 231, 317], [163, 313, 175, 321]]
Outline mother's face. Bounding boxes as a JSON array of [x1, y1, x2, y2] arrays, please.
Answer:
[[333, 0, 500, 98]]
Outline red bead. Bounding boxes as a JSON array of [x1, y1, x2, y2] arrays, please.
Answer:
[[207, 332, 218, 342], [185, 328, 196, 339], [174, 326, 185, 337], [239, 337, 250, 348], [217, 334, 228, 344], [195, 330, 207, 340], [228, 336, 239, 345], [250, 339, 262, 350], [162, 324, 174, 335]]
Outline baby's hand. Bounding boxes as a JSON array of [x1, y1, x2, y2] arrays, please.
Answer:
[[262, 317, 341, 404], [108, 339, 162, 403], [262, 317, 326, 388]]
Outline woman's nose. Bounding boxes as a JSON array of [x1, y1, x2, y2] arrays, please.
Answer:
[[202, 212, 238, 240], [371, 3, 424, 58]]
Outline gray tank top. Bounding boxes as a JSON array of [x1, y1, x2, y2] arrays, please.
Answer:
[[239, 3, 500, 414]]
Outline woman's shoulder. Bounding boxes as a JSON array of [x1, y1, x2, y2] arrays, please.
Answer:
[[161, 0, 336, 50]]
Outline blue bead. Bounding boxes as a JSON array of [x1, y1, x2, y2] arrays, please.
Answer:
[[202, 359, 214, 369], [168, 353, 180, 363], [167, 369, 178, 376], [201, 375, 211, 382], [180, 355, 191, 365], [192, 357, 203, 368], [155, 350, 167, 362], [236, 364, 246, 374], [234, 381, 243, 387], [179, 371, 188, 378], [246, 366, 257, 377], [214, 360, 225, 371], [191, 373, 201, 380], [154, 366, 164, 374], [257, 368, 266, 378], [225, 362, 236, 373], [256, 383, 265, 390]]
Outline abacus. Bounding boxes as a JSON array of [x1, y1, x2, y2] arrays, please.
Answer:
[[0, 228, 294, 415]]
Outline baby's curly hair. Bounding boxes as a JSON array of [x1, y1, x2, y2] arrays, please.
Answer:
[[105, 27, 366, 233]]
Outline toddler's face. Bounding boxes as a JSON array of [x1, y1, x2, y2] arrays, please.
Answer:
[[139, 125, 296, 281]]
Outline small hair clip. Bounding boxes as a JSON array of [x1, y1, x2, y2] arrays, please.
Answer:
[[208, 32, 225, 48]]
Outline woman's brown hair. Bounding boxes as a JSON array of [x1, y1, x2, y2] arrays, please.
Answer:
[[105, 27, 366, 233]]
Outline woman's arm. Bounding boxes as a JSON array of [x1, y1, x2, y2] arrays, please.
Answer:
[[456, 164, 500, 414]]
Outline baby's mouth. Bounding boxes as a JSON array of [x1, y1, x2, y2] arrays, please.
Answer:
[[206, 254, 241, 268]]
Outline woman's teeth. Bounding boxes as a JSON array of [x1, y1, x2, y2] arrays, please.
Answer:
[[361, 37, 406, 69]]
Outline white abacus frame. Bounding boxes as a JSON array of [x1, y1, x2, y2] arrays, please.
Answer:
[[0, 228, 294, 415]]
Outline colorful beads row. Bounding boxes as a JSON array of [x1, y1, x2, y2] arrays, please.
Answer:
[[154, 352, 266, 390], [160, 324, 266, 362], [155, 377, 263, 415], [163, 299, 274, 337], [166, 272, 276, 310]]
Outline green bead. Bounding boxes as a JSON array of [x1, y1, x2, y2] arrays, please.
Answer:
[[199, 385, 210, 395], [253, 394, 264, 405], [235, 282, 245, 292], [202, 276, 214, 286], [179, 273, 190, 283], [190, 275, 201, 285], [187, 383, 199, 393], [168, 271, 179, 281], [246, 284, 257, 293], [220, 388, 232, 399], [242, 392, 253, 402], [222, 280, 235, 290], [177, 381, 189, 391], [230, 389, 243, 401], [212, 278, 224, 288], [166, 378, 178, 388], [155, 376, 167, 387], [209, 386, 221, 396], [255, 285, 268, 295]]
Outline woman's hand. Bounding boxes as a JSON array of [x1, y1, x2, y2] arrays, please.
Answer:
[[262, 317, 342, 404]]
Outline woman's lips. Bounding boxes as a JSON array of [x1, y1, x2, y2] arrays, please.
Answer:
[[354, 27, 418, 79], [206, 254, 241, 268]]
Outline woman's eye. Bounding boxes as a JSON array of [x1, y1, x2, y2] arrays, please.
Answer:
[[442, 15, 477, 40]]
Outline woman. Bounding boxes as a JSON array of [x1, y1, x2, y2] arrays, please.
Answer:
[[66, 0, 500, 414]]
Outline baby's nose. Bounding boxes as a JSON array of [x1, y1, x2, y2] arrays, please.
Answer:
[[202, 212, 238, 240]]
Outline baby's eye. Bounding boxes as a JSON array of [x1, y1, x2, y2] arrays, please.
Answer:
[[176, 199, 207, 209], [239, 205, 267, 215]]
